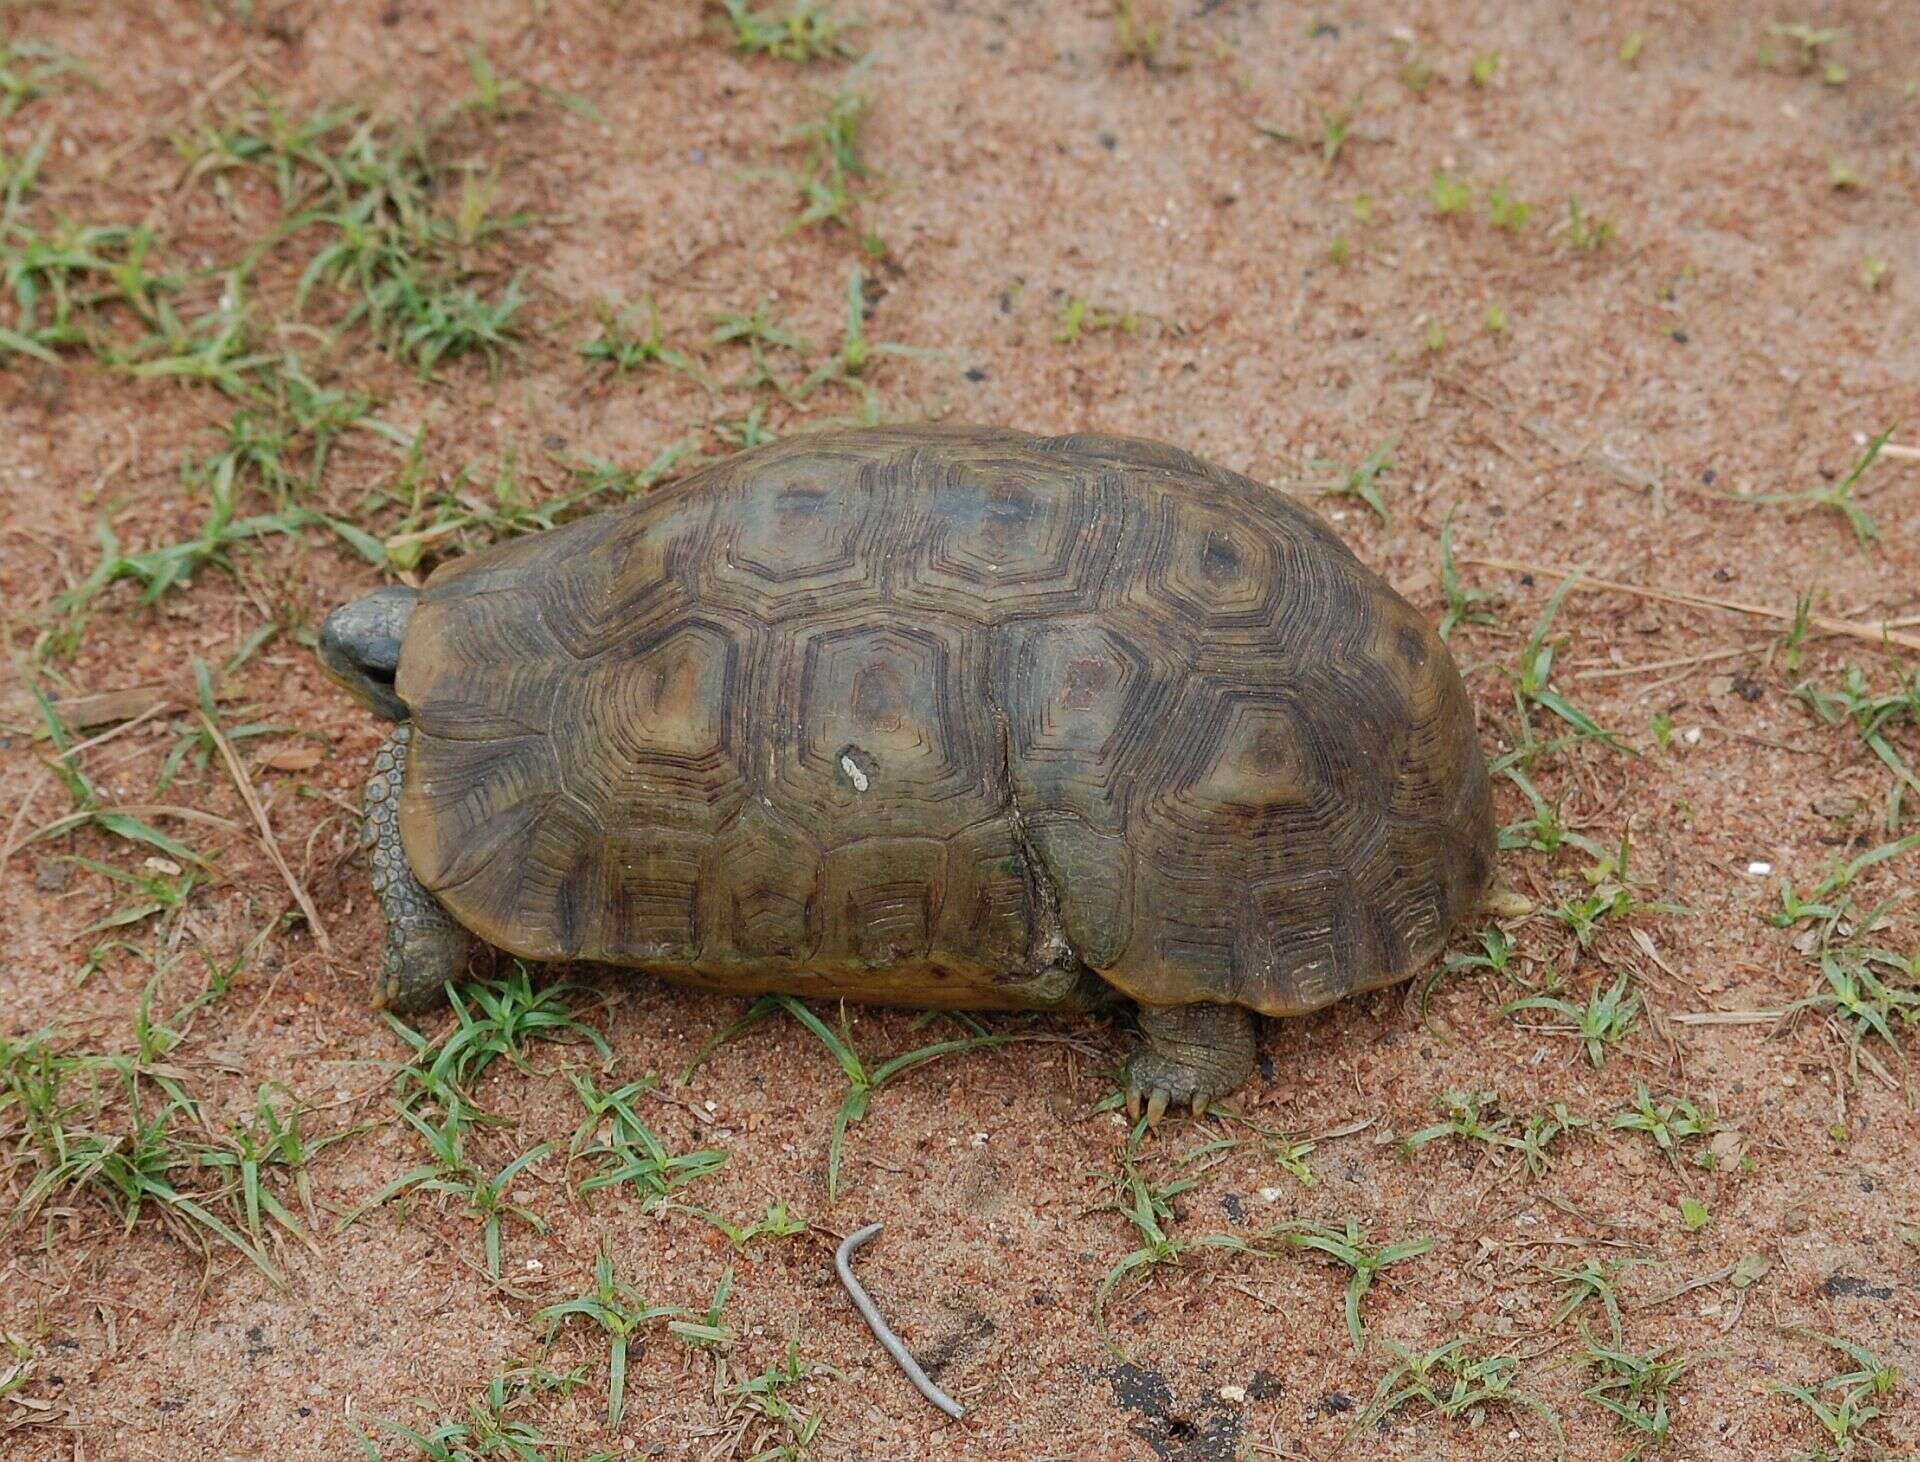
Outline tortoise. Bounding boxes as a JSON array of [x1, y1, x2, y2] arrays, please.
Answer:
[[319, 425, 1498, 1122]]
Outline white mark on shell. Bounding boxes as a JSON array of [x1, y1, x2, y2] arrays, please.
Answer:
[[840, 751, 871, 792]]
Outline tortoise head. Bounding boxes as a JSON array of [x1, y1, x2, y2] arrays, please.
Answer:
[[318, 585, 417, 722]]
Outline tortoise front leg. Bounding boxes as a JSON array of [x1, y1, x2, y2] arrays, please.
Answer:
[[363, 725, 470, 1012], [1126, 1002, 1257, 1127]]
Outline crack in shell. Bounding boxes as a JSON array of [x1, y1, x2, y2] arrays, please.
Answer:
[[984, 687, 1076, 976]]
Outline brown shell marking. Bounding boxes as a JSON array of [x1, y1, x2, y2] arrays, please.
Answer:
[[395, 425, 1494, 1015]]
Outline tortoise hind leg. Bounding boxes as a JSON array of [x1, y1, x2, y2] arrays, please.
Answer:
[[1126, 1003, 1257, 1127], [363, 725, 470, 1012]]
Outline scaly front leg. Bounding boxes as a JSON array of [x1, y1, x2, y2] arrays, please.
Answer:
[[363, 724, 471, 1011]]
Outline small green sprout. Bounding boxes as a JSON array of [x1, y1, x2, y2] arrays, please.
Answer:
[[1270, 1217, 1434, 1351], [1112, 0, 1166, 64], [726, 1342, 835, 1453], [1610, 1082, 1713, 1163], [1306, 438, 1396, 525], [1436, 514, 1496, 639], [1255, 95, 1367, 168], [336, 1107, 552, 1281], [684, 994, 1002, 1199], [1487, 183, 1533, 231], [1055, 295, 1140, 344], [1429, 170, 1472, 215], [1093, 1158, 1270, 1357], [798, 265, 925, 405], [1581, 1332, 1690, 1448], [1773, 1329, 1898, 1460], [1502, 972, 1641, 1069], [565, 1071, 728, 1206], [1762, 23, 1847, 74], [1564, 196, 1614, 250], [533, 1246, 687, 1429], [1545, 1256, 1644, 1344], [578, 297, 712, 387], [1735, 425, 1895, 549], [1507, 573, 1630, 756], [1401, 1089, 1515, 1159], [721, 0, 859, 63], [1793, 669, 1920, 827], [1358, 1337, 1564, 1457]]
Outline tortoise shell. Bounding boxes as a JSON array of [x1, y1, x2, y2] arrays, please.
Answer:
[[393, 425, 1494, 1014]]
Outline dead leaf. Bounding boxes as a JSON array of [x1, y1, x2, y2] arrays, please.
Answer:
[[16, 685, 176, 732], [256, 745, 324, 773]]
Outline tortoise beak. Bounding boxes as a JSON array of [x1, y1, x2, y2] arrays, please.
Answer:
[[318, 587, 416, 721]]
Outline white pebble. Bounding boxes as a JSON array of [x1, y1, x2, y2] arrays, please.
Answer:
[[1747, 860, 1772, 876]]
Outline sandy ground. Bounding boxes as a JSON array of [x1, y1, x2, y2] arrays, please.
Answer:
[[3, 1, 1919, 1457]]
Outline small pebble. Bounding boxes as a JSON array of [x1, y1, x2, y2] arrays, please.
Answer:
[[1219, 1385, 1247, 1404], [1746, 860, 1772, 876]]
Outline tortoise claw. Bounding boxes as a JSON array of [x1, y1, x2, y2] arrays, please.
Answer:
[[1125, 1003, 1256, 1132], [1124, 1077, 1179, 1130], [1145, 1088, 1170, 1128]]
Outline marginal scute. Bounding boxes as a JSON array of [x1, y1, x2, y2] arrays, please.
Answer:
[[814, 836, 946, 969], [940, 816, 1043, 975], [702, 802, 819, 964], [1025, 811, 1132, 969], [395, 425, 1495, 1014]]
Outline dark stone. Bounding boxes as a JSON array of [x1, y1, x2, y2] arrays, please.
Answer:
[[1104, 1362, 1247, 1460]]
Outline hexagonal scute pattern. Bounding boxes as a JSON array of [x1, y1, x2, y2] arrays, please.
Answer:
[[397, 425, 1494, 1014]]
